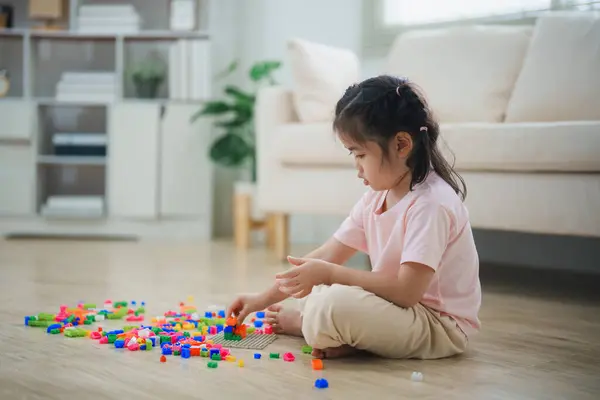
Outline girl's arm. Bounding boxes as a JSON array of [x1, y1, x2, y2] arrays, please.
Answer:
[[329, 261, 434, 308], [256, 237, 357, 307]]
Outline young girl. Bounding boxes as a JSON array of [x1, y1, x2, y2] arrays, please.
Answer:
[[227, 75, 481, 360]]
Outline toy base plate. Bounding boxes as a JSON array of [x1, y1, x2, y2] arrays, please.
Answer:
[[209, 333, 277, 349]]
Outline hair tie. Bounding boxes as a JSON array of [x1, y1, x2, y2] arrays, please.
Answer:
[[420, 126, 428, 133], [395, 86, 401, 96]]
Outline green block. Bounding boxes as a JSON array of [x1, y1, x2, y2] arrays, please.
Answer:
[[37, 313, 55, 321], [82, 303, 96, 309], [201, 350, 209, 358], [247, 327, 256, 334], [174, 350, 181, 356], [231, 335, 241, 341], [211, 354, 221, 361], [28, 320, 52, 327], [123, 325, 139, 332], [83, 319, 92, 325], [207, 361, 218, 368], [152, 327, 161, 334], [86, 315, 95, 320], [146, 341, 153, 350], [183, 332, 190, 338], [98, 310, 108, 316], [64, 328, 86, 338], [28, 316, 38, 321], [160, 335, 171, 344], [50, 328, 61, 334], [107, 334, 117, 344], [114, 301, 128, 308], [66, 315, 75, 323], [301, 345, 313, 354], [269, 353, 280, 359]]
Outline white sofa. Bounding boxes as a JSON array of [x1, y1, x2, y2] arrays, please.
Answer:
[[255, 12, 600, 260]]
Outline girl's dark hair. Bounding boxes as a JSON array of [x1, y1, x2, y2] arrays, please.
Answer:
[[333, 75, 466, 200]]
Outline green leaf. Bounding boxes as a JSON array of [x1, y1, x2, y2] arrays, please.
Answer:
[[209, 132, 253, 167], [249, 61, 282, 82], [214, 59, 239, 80], [190, 101, 233, 122], [224, 85, 255, 103]]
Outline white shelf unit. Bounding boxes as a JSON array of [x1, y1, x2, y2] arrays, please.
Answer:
[[0, 0, 215, 240]]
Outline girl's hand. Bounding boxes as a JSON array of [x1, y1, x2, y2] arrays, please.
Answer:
[[275, 256, 335, 298], [226, 293, 265, 323]]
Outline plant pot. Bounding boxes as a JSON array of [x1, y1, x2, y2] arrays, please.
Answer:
[[133, 77, 162, 99], [234, 181, 264, 220]]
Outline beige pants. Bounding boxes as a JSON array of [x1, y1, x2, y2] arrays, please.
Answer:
[[298, 284, 468, 359]]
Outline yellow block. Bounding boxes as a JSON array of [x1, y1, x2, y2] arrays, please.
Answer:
[[226, 355, 236, 362], [238, 359, 244, 367]]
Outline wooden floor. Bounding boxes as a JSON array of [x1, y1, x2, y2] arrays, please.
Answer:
[[0, 239, 599, 400]]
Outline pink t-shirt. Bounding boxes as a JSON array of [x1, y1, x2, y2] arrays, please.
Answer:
[[334, 172, 481, 336]]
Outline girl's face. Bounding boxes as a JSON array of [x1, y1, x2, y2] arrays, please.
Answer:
[[340, 133, 412, 191]]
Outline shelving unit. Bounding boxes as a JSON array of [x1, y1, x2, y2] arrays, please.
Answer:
[[0, 0, 215, 240]]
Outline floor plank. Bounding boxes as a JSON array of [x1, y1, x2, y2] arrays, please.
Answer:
[[0, 239, 599, 399]]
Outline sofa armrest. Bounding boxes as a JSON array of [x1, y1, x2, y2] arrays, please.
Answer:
[[255, 87, 299, 208]]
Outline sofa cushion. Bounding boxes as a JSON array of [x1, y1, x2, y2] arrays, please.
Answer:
[[505, 12, 600, 122], [274, 121, 600, 173], [287, 38, 360, 123], [386, 25, 532, 123], [441, 121, 600, 172], [273, 122, 351, 167]]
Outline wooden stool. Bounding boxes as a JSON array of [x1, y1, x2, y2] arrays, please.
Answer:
[[233, 190, 289, 260]]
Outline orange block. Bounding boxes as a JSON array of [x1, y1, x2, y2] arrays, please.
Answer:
[[311, 359, 323, 370], [226, 317, 237, 327], [191, 348, 200, 356]]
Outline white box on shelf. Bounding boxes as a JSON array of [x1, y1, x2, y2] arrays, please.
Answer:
[[170, 0, 196, 31]]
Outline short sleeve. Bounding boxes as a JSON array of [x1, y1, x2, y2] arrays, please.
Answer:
[[400, 201, 452, 271], [333, 194, 369, 253]]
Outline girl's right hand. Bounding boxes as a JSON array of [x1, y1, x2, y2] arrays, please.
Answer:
[[226, 294, 265, 323]]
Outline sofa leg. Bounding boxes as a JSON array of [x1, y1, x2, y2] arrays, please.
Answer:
[[272, 213, 289, 261], [233, 192, 252, 249]]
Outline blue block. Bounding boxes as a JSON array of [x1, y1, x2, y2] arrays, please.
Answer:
[[254, 320, 263, 328], [149, 337, 157, 346], [181, 348, 191, 358], [254, 353, 261, 359], [209, 348, 220, 357], [216, 325, 223, 333], [218, 310, 226, 318], [193, 335, 204, 341], [315, 378, 329, 389], [114, 340, 125, 349], [256, 311, 265, 318], [182, 344, 191, 348], [140, 344, 146, 351], [224, 326, 234, 334], [141, 301, 146, 306], [204, 311, 213, 318], [24, 316, 30, 326], [131, 301, 137, 306], [162, 347, 172, 355]]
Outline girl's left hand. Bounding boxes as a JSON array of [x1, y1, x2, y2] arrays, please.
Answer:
[[275, 256, 334, 298]]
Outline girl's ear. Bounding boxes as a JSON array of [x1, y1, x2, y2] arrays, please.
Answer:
[[395, 132, 413, 157]]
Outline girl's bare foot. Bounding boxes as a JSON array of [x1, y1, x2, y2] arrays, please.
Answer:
[[265, 304, 303, 337], [312, 345, 358, 359]]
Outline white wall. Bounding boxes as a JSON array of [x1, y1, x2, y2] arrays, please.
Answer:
[[210, 0, 384, 243]]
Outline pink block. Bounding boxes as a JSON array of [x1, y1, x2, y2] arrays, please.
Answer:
[[283, 352, 295, 362], [128, 343, 140, 351], [99, 336, 109, 344], [213, 344, 222, 350], [264, 326, 273, 335], [220, 349, 229, 357], [90, 331, 102, 340]]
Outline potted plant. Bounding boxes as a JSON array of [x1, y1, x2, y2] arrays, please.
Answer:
[[190, 59, 281, 182], [130, 57, 166, 99], [191, 59, 281, 224]]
